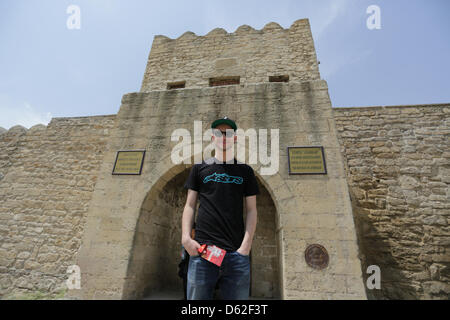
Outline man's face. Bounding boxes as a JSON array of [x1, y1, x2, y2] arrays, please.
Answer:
[[212, 124, 236, 151]]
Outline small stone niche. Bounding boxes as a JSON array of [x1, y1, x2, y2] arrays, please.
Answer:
[[209, 76, 240, 87], [269, 75, 289, 83], [167, 81, 186, 90]]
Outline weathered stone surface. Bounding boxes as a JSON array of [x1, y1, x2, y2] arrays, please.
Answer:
[[141, 19, 320, 91], [334, 104, 450, 300], [1, 18, 448, 301], [0, 115, 116, 297]]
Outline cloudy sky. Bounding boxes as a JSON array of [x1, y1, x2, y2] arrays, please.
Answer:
[[1, 0, 449, 130]]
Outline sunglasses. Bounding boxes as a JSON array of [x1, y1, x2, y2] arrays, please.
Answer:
[[213, 129, 235, 138]]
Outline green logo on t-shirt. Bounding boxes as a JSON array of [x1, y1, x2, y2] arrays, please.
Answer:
[[203, 172, 243, 185]]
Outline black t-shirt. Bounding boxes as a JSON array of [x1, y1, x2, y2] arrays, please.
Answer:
[[184, 157, 259, 252]]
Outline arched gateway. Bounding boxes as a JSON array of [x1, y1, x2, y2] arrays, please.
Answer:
[[122, 162, 282, 299], [69, 18, 366, 300]]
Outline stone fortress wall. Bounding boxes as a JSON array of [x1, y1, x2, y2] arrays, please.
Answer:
[[0, 116, 116, 298], [0, 17, 448, 299], [1, 103, 447, 299], [333, 104, 449, 299], [141, 19, 320, 91]]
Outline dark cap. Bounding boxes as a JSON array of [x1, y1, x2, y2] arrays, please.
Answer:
[[211, 116, 237, 131]]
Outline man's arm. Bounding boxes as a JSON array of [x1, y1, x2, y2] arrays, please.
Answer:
[[181, 189, 201, 256], [237, 195, 257, 255]]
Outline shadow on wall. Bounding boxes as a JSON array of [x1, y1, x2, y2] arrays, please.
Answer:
[[349, 186, 423, 300], [334, 104, 450, 300]]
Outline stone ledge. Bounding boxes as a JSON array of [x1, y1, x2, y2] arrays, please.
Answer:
[[333, 103, 450, 111]]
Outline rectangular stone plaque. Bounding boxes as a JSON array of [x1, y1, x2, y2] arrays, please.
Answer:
[[112, 150, 146, 175], [287, 146, 327, 175]]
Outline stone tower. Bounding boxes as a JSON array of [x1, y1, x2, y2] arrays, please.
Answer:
[[70, 18, 367, 299]]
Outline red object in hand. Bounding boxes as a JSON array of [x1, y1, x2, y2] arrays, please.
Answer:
[[198, 244, 207, 254], [198, 244, 226, 267]]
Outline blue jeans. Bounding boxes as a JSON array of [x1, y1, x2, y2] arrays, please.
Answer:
[[187, 251, 250, 300]]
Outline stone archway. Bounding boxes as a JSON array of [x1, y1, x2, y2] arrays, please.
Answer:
[[121, 165, 188, 299], [248, 176, 280, 299], [122, 164, 281, 300]]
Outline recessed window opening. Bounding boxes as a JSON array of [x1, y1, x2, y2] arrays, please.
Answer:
[[269, 75, 289, 83], [167, 81, 186, 90], [209, 76, 240, 87]]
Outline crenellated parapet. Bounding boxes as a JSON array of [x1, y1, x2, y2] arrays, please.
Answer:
[[140, 18, 321, 92]]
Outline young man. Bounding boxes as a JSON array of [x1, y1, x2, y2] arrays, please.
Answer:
[[181, 116, 259, 300]]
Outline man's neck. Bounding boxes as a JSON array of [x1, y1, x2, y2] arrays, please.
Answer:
[[214, 150, 234, 163]]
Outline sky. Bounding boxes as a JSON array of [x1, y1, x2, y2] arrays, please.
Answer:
[[0, 0, 449, 130]]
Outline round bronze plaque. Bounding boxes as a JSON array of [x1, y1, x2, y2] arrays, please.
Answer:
[[305, 244, 329, 270]]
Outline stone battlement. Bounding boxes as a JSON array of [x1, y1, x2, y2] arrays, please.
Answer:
[[140, 18, 321, 92]]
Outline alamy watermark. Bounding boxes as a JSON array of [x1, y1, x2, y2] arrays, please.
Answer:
[[66, 264, 81, 289], [66, 5, 81, 30], [366, 5, 381, 30], [171, 121, 279, 175], [366, 265, 381, 289]]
